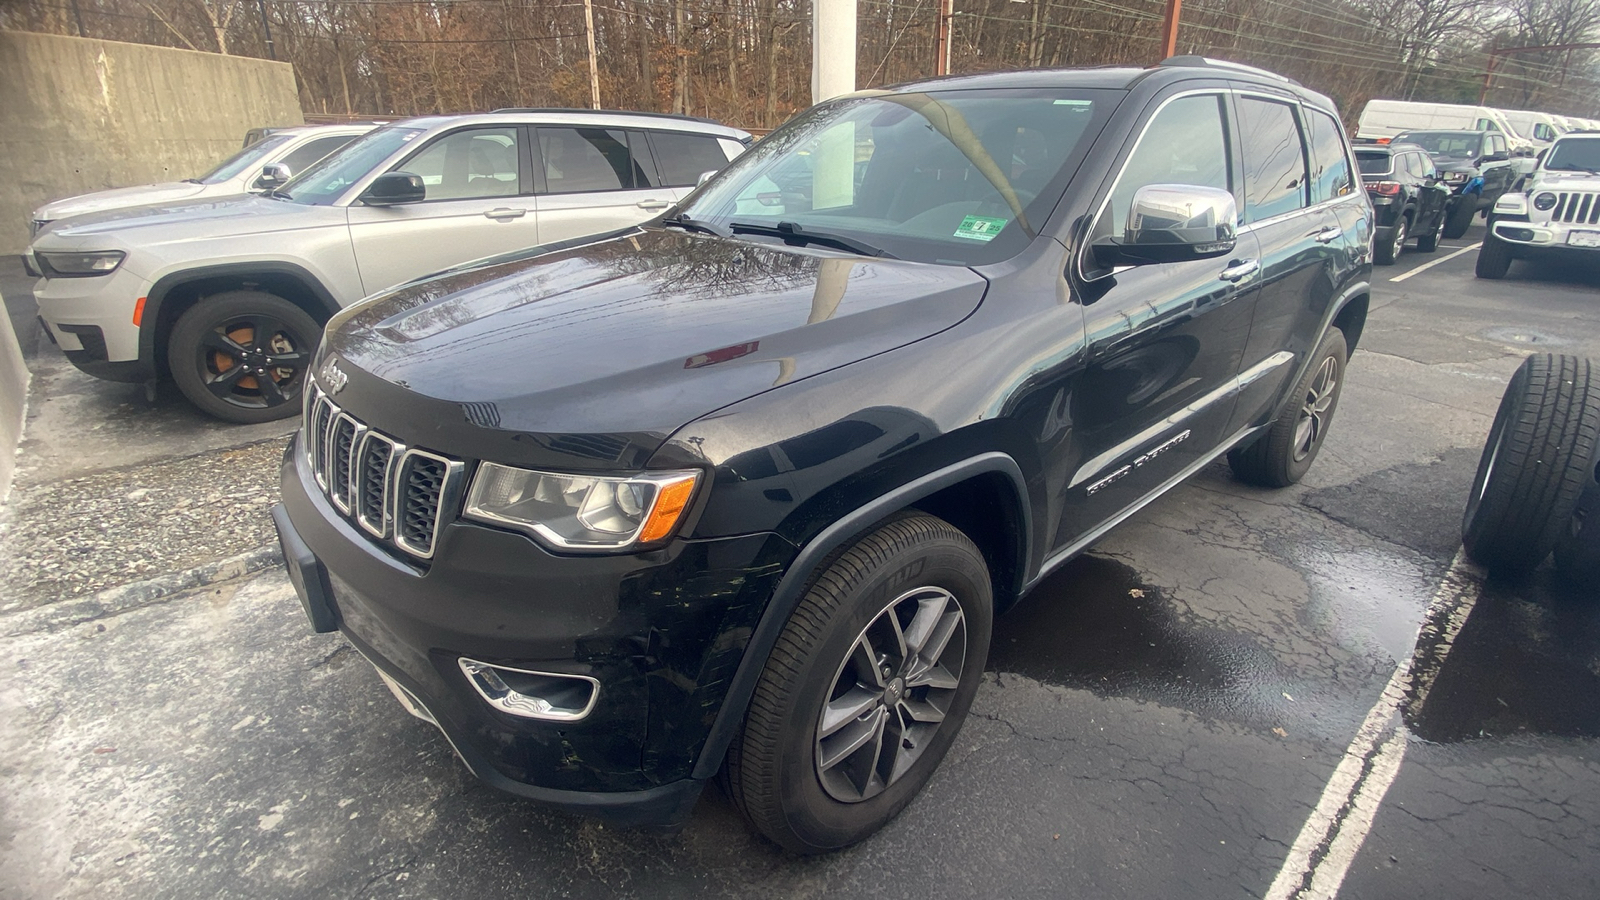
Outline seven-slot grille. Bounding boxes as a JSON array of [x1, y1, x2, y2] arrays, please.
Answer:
[[304, 384, 462, 559], [1550, 191, 1600, 226]]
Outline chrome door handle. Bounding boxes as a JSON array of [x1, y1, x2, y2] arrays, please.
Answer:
[[485, 207, 527, 219], [636, 199, 670, 210], [1218, 259, 1260, 283], [1313, 226, 1343, 243]]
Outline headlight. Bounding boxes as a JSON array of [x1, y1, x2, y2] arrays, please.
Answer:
[[464, 464, 700, 550], [34, 250, 125, 277], [1533, 192, 1558, 211], [1443, 172, 1470, 183]]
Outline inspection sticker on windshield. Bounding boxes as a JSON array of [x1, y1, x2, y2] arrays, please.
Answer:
[[955, 215, 1008, 242]]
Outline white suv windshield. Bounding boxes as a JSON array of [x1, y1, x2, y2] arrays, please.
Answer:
[[1546, 139, 1600, 174], [196, 134, 294, 184], [678, 88, 1113, 264], [277, 126, 426, 205]]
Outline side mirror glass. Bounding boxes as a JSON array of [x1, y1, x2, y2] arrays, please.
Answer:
[[254, 163, 291, 191], [360, 172, 426, 206], [697, 170, 719, 187], [1093, 184, 1238, 268]]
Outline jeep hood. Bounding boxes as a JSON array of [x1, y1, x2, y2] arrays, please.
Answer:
[[320, 228, 987, 470], [33, 182, 210, 224], [36, 196, 333, 245]]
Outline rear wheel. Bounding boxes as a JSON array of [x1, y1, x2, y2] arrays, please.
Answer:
[[1229, 328, 1348, 488], [1442, 197, 1477, 239], [1415, 208, 1445, 252], [1475, 232, 1514, 279], [168, 291, 320, 424], [724, 513, 993, 853], [1462, 355, 1600, 576], [1374, 216, 1407, 266]]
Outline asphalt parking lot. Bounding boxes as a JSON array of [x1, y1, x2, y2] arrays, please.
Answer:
[[1, 228, 1597, 899]]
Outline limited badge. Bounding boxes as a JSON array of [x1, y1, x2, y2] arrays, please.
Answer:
[[954, 215, 1008, 242], [319, 358, 348, 394]]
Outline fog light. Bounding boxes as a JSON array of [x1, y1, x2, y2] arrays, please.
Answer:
[[458, 658, 599, 721], [1533, 192, 1558, 211], [1501, 227, 1536, 241]]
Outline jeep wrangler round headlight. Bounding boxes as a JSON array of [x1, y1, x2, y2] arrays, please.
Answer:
[[464, 464, 699, 550], [35, 250, 125, 277], [1533, 192, 1558, 211]]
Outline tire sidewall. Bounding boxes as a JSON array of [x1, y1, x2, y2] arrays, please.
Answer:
[[771, 533, 993, 851]]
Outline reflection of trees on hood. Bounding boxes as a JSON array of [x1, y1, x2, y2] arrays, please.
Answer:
[[590, 231, 822, 298]]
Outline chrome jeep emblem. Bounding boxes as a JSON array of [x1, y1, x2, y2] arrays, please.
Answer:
[[320, 359, 349, 394]]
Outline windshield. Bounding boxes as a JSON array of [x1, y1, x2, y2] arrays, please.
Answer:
[[1545, 138, 1600, 173], [277, 125, 425, 205], [1394, 132, 1481, 159], [677, 88, 1114, 265], [197, 134, 294, 184], [1355, 151, 1391, 175]]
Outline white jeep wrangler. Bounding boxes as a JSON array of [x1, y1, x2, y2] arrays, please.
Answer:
[[1479, 133, 1600, 279]]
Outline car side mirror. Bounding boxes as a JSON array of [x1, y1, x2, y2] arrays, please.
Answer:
[[360, 172, 426, 206], [1480, 154, 1508, 164], [254, 163, 291, 191], [697, 170, 718, 187], [1092, 184, 1238, 268]]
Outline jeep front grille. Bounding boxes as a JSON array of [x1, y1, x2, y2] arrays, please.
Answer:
[[1551, 191, 1600, 225], [304, 384, 462, 560]]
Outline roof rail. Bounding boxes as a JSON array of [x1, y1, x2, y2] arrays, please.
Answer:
[[489, 107, 726, 127], [1158, 56, 1299, 86]]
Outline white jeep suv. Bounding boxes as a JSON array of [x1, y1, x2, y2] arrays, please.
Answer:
[[27, 110, 750, 422], [30, 123, 375, 237], [1479, 133, 1600, 279]]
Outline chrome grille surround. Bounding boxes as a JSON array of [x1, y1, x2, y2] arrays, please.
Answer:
[[1551, 191, 1600, 226], [303, 381, 461, 561]]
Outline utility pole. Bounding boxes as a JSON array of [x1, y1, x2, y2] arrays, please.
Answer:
[[935, 0, 953, 76], [583, 0, 601, 109], [1158, 0, 1181, 61], [812, 0, 857, 103], [257, 0, 276, 61], [69, 0, 86, 37]]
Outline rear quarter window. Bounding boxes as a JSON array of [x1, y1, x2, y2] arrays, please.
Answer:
[[650, 131, 735, 186]]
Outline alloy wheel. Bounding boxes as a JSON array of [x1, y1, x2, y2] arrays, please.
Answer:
[[815, 586, 967, 803], [1293, 355, 1339, 462], [200, 315, 310, 409]]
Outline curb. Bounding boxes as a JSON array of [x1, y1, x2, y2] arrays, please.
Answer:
[[0, 544, 284, 638]]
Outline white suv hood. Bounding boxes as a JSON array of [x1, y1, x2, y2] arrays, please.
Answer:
[[33, 182, 213, 224], [34, 196, 341, 249]]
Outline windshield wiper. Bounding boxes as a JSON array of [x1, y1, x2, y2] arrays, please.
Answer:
[[727, 220, 896, 259], [659, 212, 725, 237], [181, 178, 204, 184], [1550, 163, 1600, 174], [265, 187, 294, 200]]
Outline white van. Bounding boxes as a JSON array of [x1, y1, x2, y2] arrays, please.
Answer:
[[1499, 109, 1566, 148], [1357, 100, 1519, 144]]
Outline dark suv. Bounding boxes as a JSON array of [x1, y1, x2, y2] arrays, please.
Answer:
[[1393, 129, 1515, 238], [273, 57, 1373, 853], [1356, 142, 1451, 264]]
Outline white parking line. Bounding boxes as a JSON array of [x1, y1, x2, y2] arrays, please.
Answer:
[[1389, 243, 1483, 283], [1263, 551, 1483, 900]]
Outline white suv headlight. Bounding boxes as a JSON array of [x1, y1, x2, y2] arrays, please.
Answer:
[[35, 250, 125, 277], [464, 464, 699, 550]]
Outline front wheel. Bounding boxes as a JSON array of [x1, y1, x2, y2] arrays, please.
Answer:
[[168, 291, 321, 424], [1475, 232, 1514, 279], [1415, 208, 1445, 253], [1442, 197, 1477, 239], [723, 513, 993, 853], [1229, 328, 1348, 488]]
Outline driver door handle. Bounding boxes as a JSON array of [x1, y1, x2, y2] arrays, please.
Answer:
[[1312, 225, 1343, 243], [485, 207, 527, 220], [1218, 258, 1260, 283], [636, 199, 671, 210]]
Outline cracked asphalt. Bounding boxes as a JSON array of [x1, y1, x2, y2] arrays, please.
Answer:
[[1, 229, 1598, 899]]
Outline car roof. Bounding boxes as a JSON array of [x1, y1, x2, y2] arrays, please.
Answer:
[[1396, 129, 1486, 137], [1357, 143, 1425, 155], [386, 109, 751, 139]]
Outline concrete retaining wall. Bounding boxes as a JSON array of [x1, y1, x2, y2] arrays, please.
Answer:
[[0, 31, 303, 254], [0, 291, 26, 505]]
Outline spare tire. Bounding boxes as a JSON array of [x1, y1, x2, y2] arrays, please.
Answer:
[[1463, 354, 1600, 575]]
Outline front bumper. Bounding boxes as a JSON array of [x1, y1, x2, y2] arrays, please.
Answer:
[[274, 437, 797, 825], [32, 263, 155, 381], [1490, 218, 1600, 254]]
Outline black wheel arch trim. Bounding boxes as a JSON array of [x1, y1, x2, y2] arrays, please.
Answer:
[[690, 451, 1030, 780], [139, 261, 342, 368]]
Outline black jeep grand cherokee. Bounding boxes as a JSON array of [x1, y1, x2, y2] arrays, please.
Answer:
[[273, 57, 1373, 852]]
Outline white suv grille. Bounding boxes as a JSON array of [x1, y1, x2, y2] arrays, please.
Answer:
[[1550, 191, 1600, 225], [304, 384, 463, 560]]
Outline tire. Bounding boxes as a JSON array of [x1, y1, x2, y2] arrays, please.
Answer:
[[1415, 208, 1444, 253], [1553, 480, 1600, 589], [1475, 232, 1514, 279], [168, 290, 321, 424], [1462, 355, 1600, 576], [1374, 216, 1407, 266], [1442, 196, 1476, 239], [1229, 328, 1348, 488], [723, 513, 993, 853]]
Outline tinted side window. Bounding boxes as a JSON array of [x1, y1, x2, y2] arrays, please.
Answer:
[[395, 128, 521, 201], [540, 127, 652, 194], [1238, 97, 1308, 223], [1098, 93, 1230, 241], [1305, 109, 1354, 203], [650, 131, 733, 186], [279, 135, 357, 176], [1416, 153, 1437, 179]]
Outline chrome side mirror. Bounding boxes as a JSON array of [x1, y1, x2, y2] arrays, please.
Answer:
[[254, 163, 292, 191], [1094, 184, 1238, 267]]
